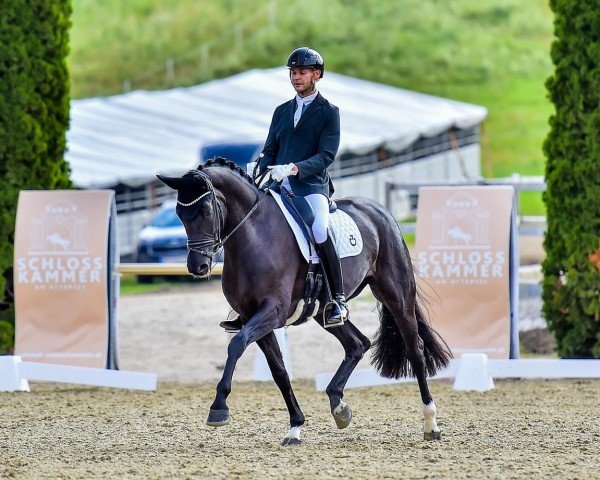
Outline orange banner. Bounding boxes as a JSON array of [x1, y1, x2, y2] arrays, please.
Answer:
[[14, 191, 115, 368], [415, 187, 516, 359]]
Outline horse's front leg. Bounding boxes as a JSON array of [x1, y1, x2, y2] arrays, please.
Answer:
[[207, 299, 282, 427], [256, 331, 305, 446]]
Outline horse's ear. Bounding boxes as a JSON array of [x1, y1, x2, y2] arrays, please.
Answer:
[[157, 175, 182, 191]]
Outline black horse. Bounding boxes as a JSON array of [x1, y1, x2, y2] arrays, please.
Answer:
[[158, 158, 451, 445]]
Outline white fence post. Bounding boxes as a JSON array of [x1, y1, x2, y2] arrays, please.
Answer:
[[165, 58, 175, 84], [253, 328, 291, 381], [268, 1, 277, 28], [200, 44, 209, 77], [452, 354, 494, 392], [234, 23, 243, 51], [0, 356, 29, 392]]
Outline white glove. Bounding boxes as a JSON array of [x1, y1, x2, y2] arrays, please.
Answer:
[[268, 163, 296, 182], [246, 161, 257, 176]]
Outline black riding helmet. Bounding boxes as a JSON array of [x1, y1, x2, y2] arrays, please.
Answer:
[[286, 47, 324, 77]]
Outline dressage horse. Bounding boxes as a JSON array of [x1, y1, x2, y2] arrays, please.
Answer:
[[158, 158, 452, 445]]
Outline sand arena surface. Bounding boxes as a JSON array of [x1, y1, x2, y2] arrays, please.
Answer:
[[1, 380, 598, 479], [117, 280, 384, 383], [2, 282, 598, 479]]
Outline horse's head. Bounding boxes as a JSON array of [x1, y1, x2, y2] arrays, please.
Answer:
[[157, 170, 222, 277]]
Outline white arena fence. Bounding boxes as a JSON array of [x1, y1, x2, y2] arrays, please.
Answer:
[[5, 262, 598, 392], [0, 356, 156, 392], [117, 264, 600, 389], [316, 354, 600, 393]]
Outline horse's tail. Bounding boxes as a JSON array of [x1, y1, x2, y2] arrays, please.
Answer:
[[370, 299, 452, 379]]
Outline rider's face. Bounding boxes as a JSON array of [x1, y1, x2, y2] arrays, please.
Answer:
[[289, 67, 320, 96]]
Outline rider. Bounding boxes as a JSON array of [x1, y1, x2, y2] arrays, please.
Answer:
[[221, 46, 348, 331]]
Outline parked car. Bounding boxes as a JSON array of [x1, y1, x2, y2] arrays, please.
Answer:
[[135, 200, 223, 283]]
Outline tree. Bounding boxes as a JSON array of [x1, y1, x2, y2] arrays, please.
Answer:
[[543, 0, 600, 357], [0, 0, 73, 353]]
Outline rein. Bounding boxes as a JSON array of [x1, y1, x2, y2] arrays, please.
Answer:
[[182, 170, 262, 267]]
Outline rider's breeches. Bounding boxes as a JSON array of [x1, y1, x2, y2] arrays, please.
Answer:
[[305, 193, 329, 244]]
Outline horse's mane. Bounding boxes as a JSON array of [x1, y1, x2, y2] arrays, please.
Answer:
[[192, 156, 261, 193]]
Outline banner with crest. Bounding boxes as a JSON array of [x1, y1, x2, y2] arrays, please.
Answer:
[[14, 190, 119, 368], [415, 186, 519, 359]]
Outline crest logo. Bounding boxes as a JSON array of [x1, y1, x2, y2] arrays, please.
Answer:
[[431, 193, 490, 250], [17, 199, 102, 290], [418, 192, 504, 285], [29, 200, 89, 255]]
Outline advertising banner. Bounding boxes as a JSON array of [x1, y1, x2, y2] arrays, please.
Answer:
[[14, 191, 119, 368], [415, 186, 519, 359]]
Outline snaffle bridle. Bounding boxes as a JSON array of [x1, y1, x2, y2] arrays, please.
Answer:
[[179, 170, 261, 267]]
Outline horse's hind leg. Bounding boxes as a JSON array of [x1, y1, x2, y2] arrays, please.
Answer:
[[316, 319, 371, 429], [256, 331, 305, 446], [370, 279, 444, 440]]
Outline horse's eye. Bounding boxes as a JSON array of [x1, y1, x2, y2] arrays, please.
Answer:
[[199, 202, 212, 217]]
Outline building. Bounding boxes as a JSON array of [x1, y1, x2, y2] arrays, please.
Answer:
[[67, 68, 487, 258]]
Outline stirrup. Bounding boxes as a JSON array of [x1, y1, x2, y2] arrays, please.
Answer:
[[324, 297, 348, 329]]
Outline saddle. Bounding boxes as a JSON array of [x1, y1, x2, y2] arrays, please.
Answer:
[[271, 185, 361, 326], [221, 183, 363, 332]]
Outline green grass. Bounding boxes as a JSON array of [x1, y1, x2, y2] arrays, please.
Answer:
[[519, 191, 546, 216], [119, 275, 197, 295], [120, 275, 170, 295], [70, 0, 555, 214]]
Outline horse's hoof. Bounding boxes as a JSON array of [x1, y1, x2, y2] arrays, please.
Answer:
[[206, 409, 230, 427], [280, 437, 302, 447], [332, 402, 353, 429], [424, 430, 442, 441]]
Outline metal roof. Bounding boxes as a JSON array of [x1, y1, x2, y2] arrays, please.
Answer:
[[67, 68, 487, 188]]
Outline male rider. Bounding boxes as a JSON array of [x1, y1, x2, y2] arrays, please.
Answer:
[[221, 46, 348, 331]]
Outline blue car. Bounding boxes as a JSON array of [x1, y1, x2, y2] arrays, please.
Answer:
[[135, 200, 223, 282]]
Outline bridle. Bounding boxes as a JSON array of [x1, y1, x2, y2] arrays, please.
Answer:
[[178, 170, 261, 268]]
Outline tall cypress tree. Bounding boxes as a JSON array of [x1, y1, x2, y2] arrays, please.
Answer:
[[0, 0, 73, 353], [543, 0, 600, 357]]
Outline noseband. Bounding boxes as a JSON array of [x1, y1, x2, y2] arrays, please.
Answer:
[[179, 170, 261, 268]]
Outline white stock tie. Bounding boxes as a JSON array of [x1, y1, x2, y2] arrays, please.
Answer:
[[293, 102, 308, 128]]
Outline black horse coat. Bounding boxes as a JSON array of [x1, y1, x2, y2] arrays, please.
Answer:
[[258, 92, 340, 197]]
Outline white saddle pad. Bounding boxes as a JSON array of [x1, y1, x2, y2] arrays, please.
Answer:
[[269, 190, 363, 263]]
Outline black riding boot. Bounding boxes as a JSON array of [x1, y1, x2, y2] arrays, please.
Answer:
[[220, 315, 244, 333], [319, 236, 348, 328]]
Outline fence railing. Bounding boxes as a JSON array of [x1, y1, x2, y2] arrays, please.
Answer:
[[118, 262, 222, 276], [385, 175, 546, 236], [333, 127, 479, 179]]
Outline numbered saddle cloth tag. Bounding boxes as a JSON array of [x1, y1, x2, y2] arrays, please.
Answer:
[[269, 190, 363, 263]]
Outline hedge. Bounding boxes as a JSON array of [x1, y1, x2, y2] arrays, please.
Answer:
[[0, 0, 73, 353], [543, 0, 600, 357]]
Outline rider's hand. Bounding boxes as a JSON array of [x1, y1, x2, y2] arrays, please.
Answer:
[[246, 161, 257, 176], [268, 163, 297, 182]]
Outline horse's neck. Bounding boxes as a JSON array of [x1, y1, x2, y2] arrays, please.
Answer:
[[220, 186, 284, 251], [216, 174, 262, 236]]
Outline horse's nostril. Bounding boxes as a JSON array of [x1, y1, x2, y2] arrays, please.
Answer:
[[198, 263, 210, 276]]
